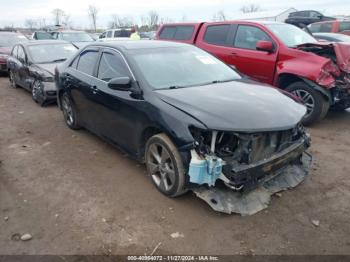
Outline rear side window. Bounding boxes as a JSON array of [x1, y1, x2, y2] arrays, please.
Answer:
[[234, 25, 272, 50], [204, 25, 230, 46], [340, 22, 350, 32], [308, 23, 321, 33], [77, 50, 99, 76], [319, 23, 332, 32], [173, 26, 194, 40], [114, 30, 132, 38], [159, 26, 194, 40], [159, 27, 177, 39], [97, 52, 130, 81]]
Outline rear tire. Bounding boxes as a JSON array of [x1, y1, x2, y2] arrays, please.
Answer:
[[145, 133, 188, 198], [61, 92, 81, 130], [286, 81, 329, 126], [9, 71, 17, 88]]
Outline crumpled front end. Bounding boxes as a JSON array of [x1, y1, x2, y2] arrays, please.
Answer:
[[188, 124, 312, 215], [297, 42, 350, 108]]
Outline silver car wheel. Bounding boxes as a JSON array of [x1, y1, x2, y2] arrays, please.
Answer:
[[62, 95, 74, 126], [146, 143, 176, 192], [292, 89, 315, 117]]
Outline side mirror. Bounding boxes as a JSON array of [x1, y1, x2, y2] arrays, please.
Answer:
[[256, 40, 274, 53], [108, 77, 131, 90]]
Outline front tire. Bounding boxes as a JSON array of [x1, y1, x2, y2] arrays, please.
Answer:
[[286, 81, 329, 126], [61, 92, 81, 130], [145, 133, 187, 197], [32, 80, 46, 106]]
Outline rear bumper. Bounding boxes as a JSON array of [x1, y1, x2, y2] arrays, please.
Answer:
[[222, 136, 311, 192]]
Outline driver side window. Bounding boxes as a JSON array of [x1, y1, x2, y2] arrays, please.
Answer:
[[97, 52, 130, 82], [234, 25, 272, 50]]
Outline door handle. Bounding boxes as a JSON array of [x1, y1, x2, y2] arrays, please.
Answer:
[[231, 52, 238, 57]]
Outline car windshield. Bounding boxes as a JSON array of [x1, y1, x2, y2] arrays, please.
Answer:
[[61, 32, 93, 42], [0, 34, 28, 47], [266, 24, 318, 47], [28, 43, 77, 63], [130, 46, 241, 90]]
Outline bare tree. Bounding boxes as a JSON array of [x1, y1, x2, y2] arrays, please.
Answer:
[[109, 15, 134, 28], [62, 14, 71, 27], [52, 8, 65, 25], [147, 10, 159, 30], [88, 5, 99, 32], [240, 4, 262, 13], [212, 10, 227, 21], [37, 18, 47, 29], [25, 19, 37, 30]]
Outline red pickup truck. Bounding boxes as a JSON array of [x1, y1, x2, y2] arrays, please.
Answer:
[[156, 21, 350, 125]]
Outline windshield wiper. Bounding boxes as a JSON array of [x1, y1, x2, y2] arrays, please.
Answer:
[[51, 58, 67, 63], [211, 79, 235, 84]]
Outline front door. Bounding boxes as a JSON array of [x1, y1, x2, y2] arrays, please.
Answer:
[[229, 25, 277, 84]]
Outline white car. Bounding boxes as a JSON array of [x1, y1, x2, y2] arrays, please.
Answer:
[[98, 28, 133, 41]]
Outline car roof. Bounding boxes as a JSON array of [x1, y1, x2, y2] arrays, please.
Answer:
[[20, 40, 71, 47], [0, 31, 24, 35], [86, 40, 190, 51]]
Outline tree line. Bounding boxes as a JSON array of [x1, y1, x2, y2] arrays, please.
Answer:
[[22, 4, 262, 32]]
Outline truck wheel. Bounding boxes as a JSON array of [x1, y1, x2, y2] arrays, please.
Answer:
[[286, 81, 329, 126], [145, 133, 188, 198]]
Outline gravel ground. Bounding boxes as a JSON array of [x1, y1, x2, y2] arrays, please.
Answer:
[[0, 76, 349, 255]]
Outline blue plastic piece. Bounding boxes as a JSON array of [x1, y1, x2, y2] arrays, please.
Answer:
[[189, 154, 223, 187]]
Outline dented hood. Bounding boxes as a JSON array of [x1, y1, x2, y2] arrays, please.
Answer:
[[155, 80, 306, 132], [297, 42, 350, 72]]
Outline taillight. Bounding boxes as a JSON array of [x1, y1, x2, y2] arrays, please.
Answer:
[[316, 61, 339, 88]]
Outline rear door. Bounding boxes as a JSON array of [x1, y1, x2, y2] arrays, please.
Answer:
[[65, 47, 101, 129], [196, 23, 236, 65], [230, 24, 277, 84]]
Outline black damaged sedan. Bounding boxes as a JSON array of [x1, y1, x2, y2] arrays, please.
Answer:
[[7, 40, 78, 106], [55, 41, 311, 211]]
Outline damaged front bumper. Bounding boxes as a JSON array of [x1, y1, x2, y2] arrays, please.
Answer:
[[188, 128, 312, 215], [193, 152, 312, 216]]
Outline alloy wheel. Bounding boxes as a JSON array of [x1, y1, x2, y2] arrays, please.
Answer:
[[147, 143, 176, 193], [32, 81, 44, 102], [62, 95, 74, 126], [9, 71, 16, 88], [292, 89, 315, 117]]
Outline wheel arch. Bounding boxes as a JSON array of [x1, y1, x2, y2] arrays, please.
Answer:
[[277, 73, 332, 103]]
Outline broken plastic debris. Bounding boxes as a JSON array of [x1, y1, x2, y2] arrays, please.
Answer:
[[193, 154, 311, 216]]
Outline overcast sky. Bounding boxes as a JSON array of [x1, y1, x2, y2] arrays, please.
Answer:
[[0, 0, 348, 28]]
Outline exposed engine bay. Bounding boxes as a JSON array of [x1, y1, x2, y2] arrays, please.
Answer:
[[188, 125, 312, 215]]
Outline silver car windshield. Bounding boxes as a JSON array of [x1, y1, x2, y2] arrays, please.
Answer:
[[267, 24, 318, 47], [28, 44, 77, 63], [130, 46, 241, 90]]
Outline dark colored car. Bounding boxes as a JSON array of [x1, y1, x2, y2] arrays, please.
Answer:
[[156, 21, 350, 125], [308, 20, 350, 36], [0, 32, 28, 73], [285, 10, 335, 28], [55, 41, 311, 202], [7, 40, 77, 105], [50, 30, 95, 48], [313, 33, 350, 42]]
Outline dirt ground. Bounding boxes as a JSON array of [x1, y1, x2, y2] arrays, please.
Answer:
[[0, 75, 350, 255]]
